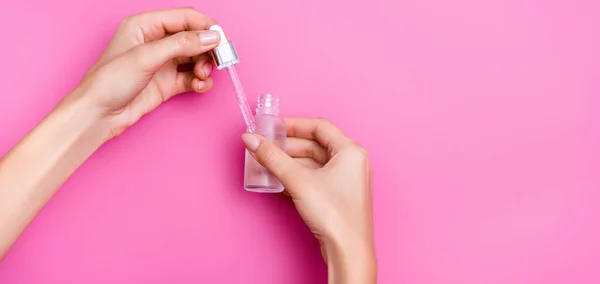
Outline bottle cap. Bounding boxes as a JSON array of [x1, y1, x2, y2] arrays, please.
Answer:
[[209, 25, 240, 69]]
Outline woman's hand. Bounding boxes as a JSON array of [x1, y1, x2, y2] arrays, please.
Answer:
[[241, 118, 377, 284], [69, 7, 220, 139], [0, 7, 221, 259]]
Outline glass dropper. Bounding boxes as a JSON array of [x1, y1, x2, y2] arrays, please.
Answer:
[[226, 66, 257, 132], [209, 24, 257, 133]]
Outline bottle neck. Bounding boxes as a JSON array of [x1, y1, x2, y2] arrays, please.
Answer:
[[256, 94, 280, 115]]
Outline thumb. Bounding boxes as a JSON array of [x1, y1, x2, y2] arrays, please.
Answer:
[[125, 30, 220, 73], [241, 133, 306, 188]]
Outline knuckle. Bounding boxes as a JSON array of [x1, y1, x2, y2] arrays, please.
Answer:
[[119, 15, 138, 29], [175, 32, 197, 48], [174, 6, 197, 15], [263, 148, 280, 166], [349, 144, 370, 160], [255, 143, 276, 166], [130, 45, 147, 64], [179, 6, 195, 12], [315, 117, 331, 125], [306, 141, 317, 157]]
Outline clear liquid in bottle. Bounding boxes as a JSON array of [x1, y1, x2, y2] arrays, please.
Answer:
[[243, 94, 286, 193]]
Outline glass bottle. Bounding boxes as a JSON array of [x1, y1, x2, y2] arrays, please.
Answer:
[[244, 94, 286, 193]]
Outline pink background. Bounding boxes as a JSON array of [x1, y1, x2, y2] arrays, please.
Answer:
[[0, 0, 599, 283]]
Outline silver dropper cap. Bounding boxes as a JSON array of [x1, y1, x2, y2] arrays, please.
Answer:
[[209, 25, 240, 70]]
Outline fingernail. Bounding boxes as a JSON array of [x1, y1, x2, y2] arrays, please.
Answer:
[[199, 30, 220, 45], [241, 133, 261, 152], [203, 64, 212, 77], [196, 80, 206, 90]]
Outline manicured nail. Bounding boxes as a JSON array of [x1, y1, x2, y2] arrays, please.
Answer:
[[196, 80, 206, 90], [203, 64, 212, 77], [241, 133, 261, 152], [199, 30, 220, 45]]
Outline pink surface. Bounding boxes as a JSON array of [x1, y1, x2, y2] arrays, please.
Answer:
[[0, 0, 599, 283]]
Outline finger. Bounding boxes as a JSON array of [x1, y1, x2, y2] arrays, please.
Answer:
[[174, 56, 193, 65], [174, 72, 196, 94], [127, 30, 220, 73], [176, 52, 210, 67], [124, 7, 217, 42], [294, 157, 323, 169], [192, 77, 214, 93], [286, 137, 329, 165], [193, 53, 213, 80], [241, 133, 308, 192], [285, 117, 353, 157]]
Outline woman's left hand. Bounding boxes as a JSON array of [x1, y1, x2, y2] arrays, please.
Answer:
[[69, 7, 220, 140]]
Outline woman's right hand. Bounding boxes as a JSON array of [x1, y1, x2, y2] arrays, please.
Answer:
[[241, 118, 377, 284], [69, 7, 219, 141]]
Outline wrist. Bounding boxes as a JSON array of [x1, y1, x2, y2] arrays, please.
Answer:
[[324, 234, 377, 284], [59, 86, 112, 142]]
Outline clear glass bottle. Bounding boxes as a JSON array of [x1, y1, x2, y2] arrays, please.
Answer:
[[244, 94, 286, 193]]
